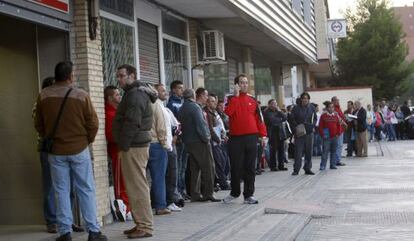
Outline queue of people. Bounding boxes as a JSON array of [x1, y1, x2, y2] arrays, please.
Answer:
[[34, 61, 412, 241]]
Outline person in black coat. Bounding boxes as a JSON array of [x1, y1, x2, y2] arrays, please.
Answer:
[[263, 99, 288, 171], [353, 101, 368, 157]]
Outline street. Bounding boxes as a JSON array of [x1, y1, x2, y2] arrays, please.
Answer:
[[2, 140, 414, 241]]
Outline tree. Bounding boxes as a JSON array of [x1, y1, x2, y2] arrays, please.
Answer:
[[335, 0, 414, 100]]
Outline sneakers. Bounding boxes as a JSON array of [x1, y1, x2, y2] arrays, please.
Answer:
[[87, 231, 107, 241], [175, 198, 185, 207], [222, 194, 237, 204], [126, 212, 133, 221], [155, 208, 171, 215], [167, 203, 182, 212], [56, 233, 71, 241], [244, 196, 259, 204], [114, 199, 127, 222]]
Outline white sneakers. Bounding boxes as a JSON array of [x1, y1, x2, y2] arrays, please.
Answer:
[[114, 199, 127, 221], [222, 195, 237, 204], [167, 203, 182, 212]]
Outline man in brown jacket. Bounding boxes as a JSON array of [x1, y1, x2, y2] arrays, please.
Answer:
[[34, 61, 106, 241]]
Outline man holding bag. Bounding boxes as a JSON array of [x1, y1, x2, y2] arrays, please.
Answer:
[[289, 92, 317, 175]]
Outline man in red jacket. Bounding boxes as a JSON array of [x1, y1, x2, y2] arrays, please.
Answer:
[[222, 74, 267, 204], [104, 86, 130, 220], [332, 96, 347, 166]]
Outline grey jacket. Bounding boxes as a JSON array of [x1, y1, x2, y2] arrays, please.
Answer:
[[177, 99, 210, 144], [289, 103, 317, 134], [112, 81, 157, 151]]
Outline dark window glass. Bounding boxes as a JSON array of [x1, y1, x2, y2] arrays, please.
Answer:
[[162, 12, 187, 41], [101, 0, 134, 20]]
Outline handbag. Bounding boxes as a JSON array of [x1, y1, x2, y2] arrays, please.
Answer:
[[40, 88, 73, 153], [295, 123, 307, 137]]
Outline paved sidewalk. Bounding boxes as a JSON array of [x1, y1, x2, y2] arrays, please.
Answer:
[[1, 140, 414, 241]]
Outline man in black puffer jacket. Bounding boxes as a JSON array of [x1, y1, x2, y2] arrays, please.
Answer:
[[112, 64, 157, 239]]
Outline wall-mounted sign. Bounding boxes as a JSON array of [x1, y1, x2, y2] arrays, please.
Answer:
[[29, 0, 69, 14], [327, 19, 347, 39]]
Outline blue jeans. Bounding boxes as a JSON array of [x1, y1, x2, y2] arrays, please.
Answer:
[[335, 133, 344, 164], [321, 136, 338, 170], [148, 143, 168, 209], [48, 147, 100, 235], [367, 123, 375, 141], [40, 152, 56, 225], [386, 124, 396, 141], [176, 142, 188, 195], [313, 133, 322, 156]]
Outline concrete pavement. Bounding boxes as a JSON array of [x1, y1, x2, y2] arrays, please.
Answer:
[[1, 140, 414, 241]]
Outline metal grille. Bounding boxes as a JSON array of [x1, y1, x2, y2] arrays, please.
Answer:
[[101, 17, 135, 88], [138, 19, 160, 84], [163, 39, 188, 88]]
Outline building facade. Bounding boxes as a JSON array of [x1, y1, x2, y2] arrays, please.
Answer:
[[393, 4, 414, 61], [0, 0, 319, 226]]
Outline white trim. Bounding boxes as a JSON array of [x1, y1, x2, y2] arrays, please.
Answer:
[[159, 25, 166, 85], [163, 11, 188, 23], [162, 33, 189, 46], [185, 23, 192, 88], [100, 10, 135, 27], [133, 5, 140, 80]]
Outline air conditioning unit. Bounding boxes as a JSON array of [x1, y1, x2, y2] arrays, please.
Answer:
[[202, 30, 225, 61]]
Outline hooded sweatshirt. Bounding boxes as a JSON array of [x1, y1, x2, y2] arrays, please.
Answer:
[[112, 81, 157, 151]]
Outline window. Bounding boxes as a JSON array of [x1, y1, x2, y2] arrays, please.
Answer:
[[254, 67, 272, 96], [163, 39, 189, 88], [204, 63, 230, 99], [101, 0, 134, 20], [162, 12, 188, 41], [101, 18, 135, 87]]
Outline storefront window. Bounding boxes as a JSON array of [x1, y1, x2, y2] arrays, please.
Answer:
[[101, 18, 135, 87], [163, 39, 189, 88], [254, 67, 272, 95], [204, 63, 229, 99]]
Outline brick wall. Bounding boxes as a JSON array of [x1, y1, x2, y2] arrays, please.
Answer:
[[71, 0, 110, 225]]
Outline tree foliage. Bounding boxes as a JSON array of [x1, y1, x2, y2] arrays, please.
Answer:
[[336, 0, 414, 100]]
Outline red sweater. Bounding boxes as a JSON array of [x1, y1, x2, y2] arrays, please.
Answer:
[[225, 93, 267, 137], [334, 105, 346, 134], [319, 112, 341, 138]]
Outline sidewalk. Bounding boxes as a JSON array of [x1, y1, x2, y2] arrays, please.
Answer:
[[2, 140, 414, 241]]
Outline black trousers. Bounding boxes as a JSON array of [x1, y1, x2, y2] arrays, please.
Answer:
[[185, 142, 215, 200], [228, 134, 258, 198], [269, 140, 286, 169]]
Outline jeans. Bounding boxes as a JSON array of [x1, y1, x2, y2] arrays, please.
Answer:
[[335, 133, 344, 164], [48, 147, 100, 235], [313, 132, 322, 156], [385, 124, 396, 141], [166, 146, 182, 205], [211, 143, 229, 188], [367, 123, 375, 141], [148, 143, 168, 209], [176, 142, 188, 195], [320, 136, 338, 169], [40, 152, 56, 225]]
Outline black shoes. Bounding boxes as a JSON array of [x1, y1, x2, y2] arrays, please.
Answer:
[[337, 162, 346, 166], [270, 167, 279, 172], [278, 167, 288, 171], [56, 233, 71, 241], [88, 231, 107, 241], [305, 170, 315, 175], [291, 171, 299, 175], [72, 224, 84, 233], [175, 198, 185, 208]]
